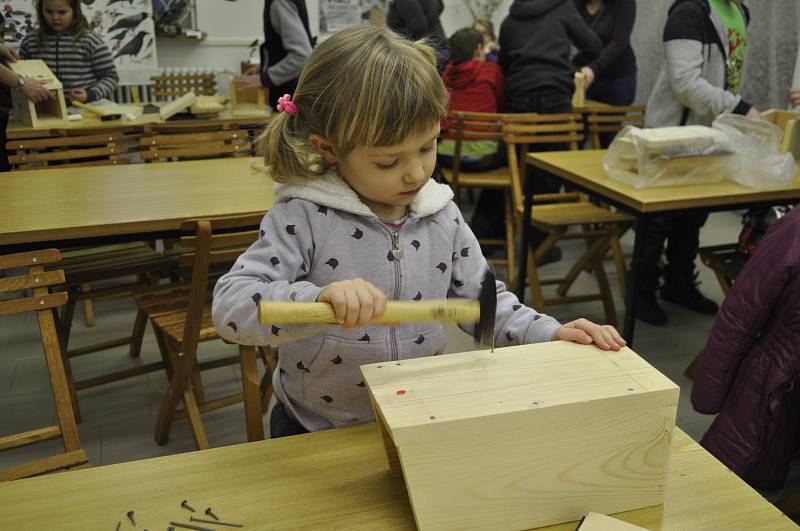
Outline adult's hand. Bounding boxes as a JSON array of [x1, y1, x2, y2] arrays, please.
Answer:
[[0, 44, 19, 63], [580, 66, 595, 90], [789, 90, 800, 108], [745, 107, 763, 121], [21, 78, 53, 103]]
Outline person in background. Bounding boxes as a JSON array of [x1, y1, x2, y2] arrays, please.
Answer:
[[691, 207, 800, 491], [639, 0, 759, 326], [212, 26, 625, 439], [237, 0, 315, 111], [789, 90, 800, 108], [19, 0, 118, 104], [438, 28, 505, 239], [386, 0, 448, 69], [472, 18, 499, 63], [573, 0, 637, 147], [498, 0, 602, 259]]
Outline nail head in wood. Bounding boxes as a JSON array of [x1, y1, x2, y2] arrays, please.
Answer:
[[180, 499, 196, 512]]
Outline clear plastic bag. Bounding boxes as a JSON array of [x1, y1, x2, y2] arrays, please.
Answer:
[[711, 113, 796, 189], [604, 125, 733, 189]]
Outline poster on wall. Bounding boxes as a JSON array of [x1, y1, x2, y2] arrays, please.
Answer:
[[320, 0, 387, 36], [1, 0, 159, 86]]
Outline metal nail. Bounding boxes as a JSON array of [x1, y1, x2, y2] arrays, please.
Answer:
[[204, 508, 218, 520], [115, 521, 121, 531], [127, 510, 136, 526], [180, 499, 196, 512], [190, 516, 243, 528], [169, 522, 215, 531]]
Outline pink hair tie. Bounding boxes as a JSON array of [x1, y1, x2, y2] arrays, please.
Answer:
[[277, 93, 298, 116]]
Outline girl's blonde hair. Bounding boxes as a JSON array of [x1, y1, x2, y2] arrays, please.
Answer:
[[262, 25, 449, 182]]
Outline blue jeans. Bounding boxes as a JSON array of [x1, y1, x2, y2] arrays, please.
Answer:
[[269, 401, 309, 439]]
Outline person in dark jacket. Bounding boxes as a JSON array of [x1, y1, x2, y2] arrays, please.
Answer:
[[386, 0, 447, 68], [498, 0, 601, 254], [691, 207, 800, 491], [237, 0, 315, 110], [573, 0, 637, 147]]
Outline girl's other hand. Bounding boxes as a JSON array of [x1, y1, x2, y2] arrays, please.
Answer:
[[318, 279, 388, 330], [553, 318, 626, 351]]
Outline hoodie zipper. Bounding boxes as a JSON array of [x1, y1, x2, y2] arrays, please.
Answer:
[[375, 222, 403, 362]]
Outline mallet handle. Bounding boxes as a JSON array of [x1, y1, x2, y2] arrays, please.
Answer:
[[258, 300, 479, 325]]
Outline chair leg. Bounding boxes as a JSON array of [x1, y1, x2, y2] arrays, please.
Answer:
[[154, 349, 208, 448], [504, 192, 517, 290], [52, 308, 82, 424], [59, 295, 77, 355], [593, 261, 617, 327], [240, 345, 265, 441], [191, 364, 206, 406], [557, 234, 610, 297], [152, 326, 175, 381], [182, 388, 209, 450], [128, 309, 148, 358], [258, 347, 278, 413], [609, 230, 628, 303], [81, 283, 95, 328]]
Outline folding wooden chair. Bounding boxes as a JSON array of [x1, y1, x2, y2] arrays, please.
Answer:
[[0, 249, 89, 481], [134, 214, 275, 449], [139, 127, 253, 162], [150, 72, 217, 101], [504, 113, 634, 325], [587, 105, 646, 149], [440, 111, 516, 282], [6, 131, 136, 170]]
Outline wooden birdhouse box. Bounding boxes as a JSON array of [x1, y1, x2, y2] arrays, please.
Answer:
[[229, 79, 267, 114], [361, 342, 679, 531], [763, 109, 800, 160], [10, 60, 68, 128]]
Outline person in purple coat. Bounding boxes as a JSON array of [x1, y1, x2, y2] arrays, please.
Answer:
[[692, 206, 800, 490]]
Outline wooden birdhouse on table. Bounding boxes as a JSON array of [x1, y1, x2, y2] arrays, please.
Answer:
[[361, 342, 679, 531], [9, 60, 68, 128]]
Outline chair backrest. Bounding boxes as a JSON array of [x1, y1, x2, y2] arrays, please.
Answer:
[[139, 126, 254, 162], [6, 131, 135, 170], [0, 249, 67, 318], [502, 113, 584, 215], [150, 73, 217, 101], [174, 213, 264, 356], [441, 111, 505, 187], [587, 105, 646, 149]]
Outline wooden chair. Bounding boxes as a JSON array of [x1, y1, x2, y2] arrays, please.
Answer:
[[439, 111, 517, 281], [0, 249, 89, 481], [587, 105, 646, 149], [504, 113, 635, 325], [150, 72, 217, 101], [134, 214, 275, 449], [139, 127, 253, 162], [6, 131, 135, 170]]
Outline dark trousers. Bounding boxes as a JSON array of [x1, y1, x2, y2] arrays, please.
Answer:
[[586, 73, 638, 148], [269, 401, 309, 439], [0, 109, 9, 172], [639, 211, 709, 294], [505, 88, 573, 246]]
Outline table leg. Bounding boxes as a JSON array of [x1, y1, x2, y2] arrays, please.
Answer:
[[514, 173, 534, 302], [623, 214, 649, 345]]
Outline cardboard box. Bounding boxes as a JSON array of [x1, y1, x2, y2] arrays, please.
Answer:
[[362, 342, 679, 531]]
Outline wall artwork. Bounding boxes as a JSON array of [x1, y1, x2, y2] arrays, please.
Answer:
[[1, 0, 158, 85], [320, 0, 387, 35]]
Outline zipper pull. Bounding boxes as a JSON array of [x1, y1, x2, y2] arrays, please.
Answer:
[[391, 232, 403, 260]]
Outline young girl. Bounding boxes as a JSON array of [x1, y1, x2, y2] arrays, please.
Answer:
[[19, 0, 118, 103], [212, 25, 625, 439], [472, 18, 498, 63]]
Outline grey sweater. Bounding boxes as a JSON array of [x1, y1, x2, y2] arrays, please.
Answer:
[[646, 0, 751, 128], [212, 173, 561, 432]]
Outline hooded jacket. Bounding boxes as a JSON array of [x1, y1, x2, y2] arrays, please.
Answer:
[[443, 60, 505, 115], [212, 173, 561, 432], [691, 207, 800, 490], [386, 0, 447, 52], [646, 0, 751, 128], [498, 0, 602, 102]]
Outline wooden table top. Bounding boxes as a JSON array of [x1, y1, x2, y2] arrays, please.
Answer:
[[6, 103, 271, 138], [527, 150, 800, 213], [0, 157, 275, 247], [0, 423, 792, 530]]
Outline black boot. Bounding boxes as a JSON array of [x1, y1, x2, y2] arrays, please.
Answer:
[[660, 273, 719, 315], [636, 291, 668, 325]]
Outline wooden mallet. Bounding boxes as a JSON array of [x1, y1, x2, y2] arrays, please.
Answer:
[[257, 270, 497, 348]]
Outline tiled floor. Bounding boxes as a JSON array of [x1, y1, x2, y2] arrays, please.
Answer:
[[2, 210, 798, 503]]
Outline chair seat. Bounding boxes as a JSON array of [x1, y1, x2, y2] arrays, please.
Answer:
[[56, 243, 177, 284], [135, 286, 218, 344], [441, 166, 511, 188], [531, 202, 634, 229]]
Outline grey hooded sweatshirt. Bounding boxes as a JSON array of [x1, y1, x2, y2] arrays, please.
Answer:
[[646, 0, 751, 128], [212, 173, 561, 432]]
